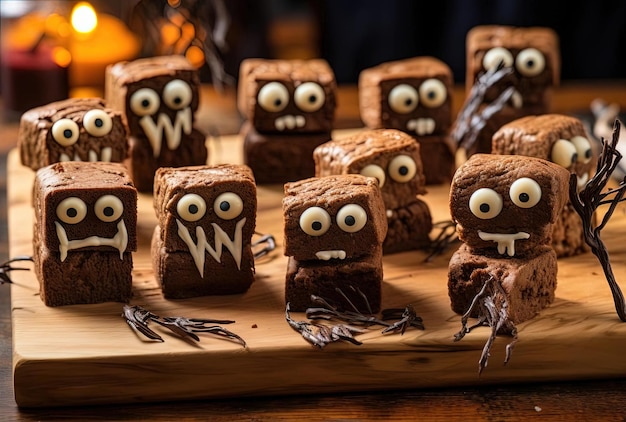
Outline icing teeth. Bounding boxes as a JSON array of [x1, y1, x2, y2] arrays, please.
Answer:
[[510, 90, 523, 109], [274, 115, 306, 131], [60, 148, 114, 163], [406, 118, 435, 135], [56, 219, 128, 262], [139, 107, 192, 157], [100, 147, 112, 162], [577, 172, 589, 189], [478, 230, 530, 257], [315, 250, 347, 260]]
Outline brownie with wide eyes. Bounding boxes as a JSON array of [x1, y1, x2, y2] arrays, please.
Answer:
[[450, 154, 569, 258], [152, 164, 257, 298], [18, 97, 128, 171], [238, 58, 337, 134]]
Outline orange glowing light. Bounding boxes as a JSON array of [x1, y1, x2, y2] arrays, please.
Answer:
[[71, 2, 98, 34], [160, 22, 180, 47], [185, 45, 205, 68], [52, 46, 72, 68]]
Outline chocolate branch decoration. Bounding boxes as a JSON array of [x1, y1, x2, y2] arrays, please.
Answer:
[[0, 256, 33, 285], [570, 120, 626, 321]]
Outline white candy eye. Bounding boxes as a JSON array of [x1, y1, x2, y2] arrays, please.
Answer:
[[176, 193, 206, 222], [388, 154, 417, 183], [83, 109, 112, 137], [214, 192, 243, 220], [469, 188, 503, 219], [294, 82, 325, 112], [163, 79, 192, 110], [482, 47, 514, 70], [388, 84, 418, 114], [509, 177, 542, 209], [419, 78, 447, 108], [94, 195, 124, 222], [571, 136, 592, 163], [360, 164, 386, 188], [299, 206, 331, 236], [515, 48, 545, 77], [551, 139, 578, 168], [56, 197, 87, 224], [130, 88, 160, 116], [51, 118, 80, 146], [257, 82, 289, 112], [336, 204, 367, 233]]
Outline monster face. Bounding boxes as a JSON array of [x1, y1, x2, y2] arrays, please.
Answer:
[[450, 154, 569, 257]]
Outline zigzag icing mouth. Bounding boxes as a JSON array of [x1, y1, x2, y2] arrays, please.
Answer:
[[140, 107, 192, 157], [478, 230, 530, 257], [315, 250, 346, 260], [55, 219, 128, 262], [59, 147, 112, 163], [274, 115, 305, 131]]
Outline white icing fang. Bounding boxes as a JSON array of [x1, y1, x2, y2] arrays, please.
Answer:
[[139, 107, 192, 158], [274, 115, 306, 131], [101, 147, 112, 162], [406, 118, 435, 135], [577, 172, 589, 190], [478, 230, 530, 257], [56, 219, 128, 262], [60, 147, 113, 163], [510, 89, 523, 109], [386, 209, 393, 218], [315, 250, 347, 260], [176, 218, 246, 277]]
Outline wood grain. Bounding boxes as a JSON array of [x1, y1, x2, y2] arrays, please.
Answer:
[[8, 130, 626, 408]]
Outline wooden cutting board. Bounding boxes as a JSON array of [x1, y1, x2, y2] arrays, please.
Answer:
[[8, 131, 626, 408]]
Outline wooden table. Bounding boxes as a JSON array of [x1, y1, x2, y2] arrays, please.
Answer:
[[2, 82, 626, 421]]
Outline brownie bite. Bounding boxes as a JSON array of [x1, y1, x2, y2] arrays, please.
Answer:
[[152, 164, 257, 298], [238, 58, 337, 184], [314, 129, 432, 254], [448, 154, 569, 323], [105, 55, 207, 192], [33, 161, 137, 306], [492, 114, 596, 257], [359, 57, 456, 184], [18, 97, 128, 171], [283, 174, 387, 312]]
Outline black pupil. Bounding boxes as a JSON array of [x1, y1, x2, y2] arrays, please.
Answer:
[[274, 98, 282, 107], [174, 97, 181, 104], [519, 193, 530, 203], [572, 153, 578, 164], [399, 166, 409, 176], [585, 149, 591, 159], [345, 216, 356, 226], [220, 201, 230, 212], [404, 98, 413, 106], [141, 99, 150, 108], [526, 59, 535, 68], [67, 208, 77, 218], [308, 95, 317, 103], [312, 221, 322, 231], [427, 91, 436, 99], [63, 129, 73, 139], [95, 118, 103, 128], [189, 204, 199, 214], [480, 203, 490, 213]]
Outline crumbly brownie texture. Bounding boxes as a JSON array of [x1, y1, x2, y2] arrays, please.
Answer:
[[450, 154, 569, 257], [359, 56, 453, 135], [105, 55, 207, 192], [33, 161, 137, 306], [448, 244, 557, 324], [384, 199, 432, 254], [18, 97, 128, 171], [242, 121, 330, 184], [152, 164, 257, 298], [492, 113, 596, 257], [285, 249, 384, 313], [237, 58, 337, 134], [415, 135, 456, 185]]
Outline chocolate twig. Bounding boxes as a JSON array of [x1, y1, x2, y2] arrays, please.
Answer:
[[424, 220, 459, 262], [122, 305, 164, 342], [286, 303, 364, 348], [570, 119, 626, 321], [252, 232, 276, 260], [0, 256, 34, 285]]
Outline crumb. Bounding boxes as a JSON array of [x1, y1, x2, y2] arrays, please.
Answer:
[[534, 406, 542, 412], [251, 324, 258, 328]]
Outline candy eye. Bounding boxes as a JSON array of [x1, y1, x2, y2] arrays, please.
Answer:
[[469, 188, 503, 219], [360, 164, 386, 188], [299, 206, 331, 236], [176, 193, 206, 222], [388, 154, 417, 183], [551, 139, 578, 168], [482, 47, 514, 70], [571, 136, 592, 164], [51, 118, 80, 146], [130, 88, 160, 116], [419, 78, 447, 108], [257, 82, 289, 112], [515, 48, 546, 77], [294, 82, 325, 112], [94, 195, 124, 222], [56, 197, 87, 224], [336, 204, 367, 233], [83, 109, 112, 137], [163, 79, 192, 110], [388, 84, 418, 114], [509, 177, 542, 209], [214, 192, 243, 220]]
